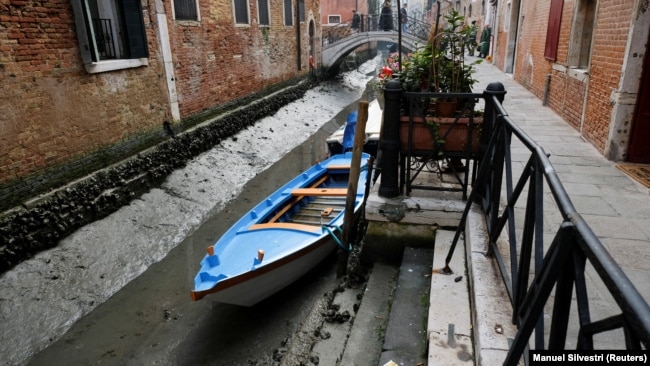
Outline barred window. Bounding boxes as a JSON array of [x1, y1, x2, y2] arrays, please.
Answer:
[[328, 15, 341, 24], [70, 0, 149, 73]]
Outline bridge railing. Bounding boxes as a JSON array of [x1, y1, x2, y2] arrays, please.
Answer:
[[322, 14, 431, 48], [380, 80, 650, 364]]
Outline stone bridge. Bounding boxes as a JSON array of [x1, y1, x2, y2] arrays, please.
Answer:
[[321, 14, 432, 70]]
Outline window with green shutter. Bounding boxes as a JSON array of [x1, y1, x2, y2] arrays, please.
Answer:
[[71, 0, 150, 73]]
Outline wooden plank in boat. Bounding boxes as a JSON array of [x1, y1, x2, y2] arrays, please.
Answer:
[[291, 188, 348, 196], [248, 223, 321, 233], [327, 165, 350, 170]]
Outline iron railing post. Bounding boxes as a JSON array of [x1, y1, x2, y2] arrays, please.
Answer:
[[378, 79, 402, 198], [481, 81, 506, 161], [477, 81, 507, 212]]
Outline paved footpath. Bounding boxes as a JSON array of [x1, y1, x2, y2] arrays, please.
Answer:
[[466, 58, 650, 360]]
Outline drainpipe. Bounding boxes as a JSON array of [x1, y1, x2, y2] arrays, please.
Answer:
[[542, 74, 551, 106], [296, 0, 301, 69]]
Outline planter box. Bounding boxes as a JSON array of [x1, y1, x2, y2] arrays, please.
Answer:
[[399, 116, 482, 153]]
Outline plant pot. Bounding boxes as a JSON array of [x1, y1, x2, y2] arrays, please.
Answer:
[[435, 100, 458, 117], [399, 116, 482, 153]]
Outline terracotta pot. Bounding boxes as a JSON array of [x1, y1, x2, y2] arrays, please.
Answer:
[[435, 100, 458, 117], [399, 116, 482, 153]]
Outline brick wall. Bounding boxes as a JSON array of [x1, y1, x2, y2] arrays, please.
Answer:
[[0, 0, 169, 191], [582, 0, 633, 150], [165, 0, 321, 119], [512, 0, 554, 97], [497, 0, 635, 154], [1, 0, 322, 209]]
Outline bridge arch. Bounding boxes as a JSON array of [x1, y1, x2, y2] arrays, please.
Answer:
[[321, 31, 427, 70]]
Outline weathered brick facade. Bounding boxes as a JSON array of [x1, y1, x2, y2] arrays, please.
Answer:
[[0, 0, 322, 210], [164, 0, 322, 118], [485, 0, 648, 160], [0, 0, 168, 191]]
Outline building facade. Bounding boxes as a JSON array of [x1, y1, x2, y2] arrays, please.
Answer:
[[480, 0, 650, 163], [0, 0, 321, 208]]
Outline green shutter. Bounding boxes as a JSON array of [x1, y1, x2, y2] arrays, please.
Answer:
[[120, 0, 149, 58], [80, 0, 100, 62]]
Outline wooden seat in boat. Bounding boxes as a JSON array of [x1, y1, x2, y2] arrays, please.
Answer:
[[248, 222, 322, 232], [291, 188, 348, 196]]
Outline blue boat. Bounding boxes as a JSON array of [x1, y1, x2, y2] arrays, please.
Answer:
[[190, 152, 371, 306]]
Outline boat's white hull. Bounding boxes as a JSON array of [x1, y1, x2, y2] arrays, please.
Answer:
[[204, 235, 336, 306]]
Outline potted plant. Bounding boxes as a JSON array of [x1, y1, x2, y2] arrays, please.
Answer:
[[399, 9, 484, 156], [371, 51, 412, 109], [429, 9, 482, 116], [400, 44, 433, 92]]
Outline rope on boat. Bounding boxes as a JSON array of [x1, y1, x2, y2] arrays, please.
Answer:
[[322, 224, 351, 251], [320, 160, 369, 252]]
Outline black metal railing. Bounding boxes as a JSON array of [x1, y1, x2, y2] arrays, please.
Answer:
[[92, 18, 117, 59], [399, 91, 485, 199], [433, 83, 650, 363], [322, 14, 431, 48]]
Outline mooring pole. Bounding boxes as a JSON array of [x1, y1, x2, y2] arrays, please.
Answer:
[[338, 100, 369, 278]]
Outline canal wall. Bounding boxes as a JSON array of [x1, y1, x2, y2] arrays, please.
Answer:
[[0, 79, 315, 275]]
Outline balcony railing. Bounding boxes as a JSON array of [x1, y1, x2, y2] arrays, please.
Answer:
[[382, 81, 650, 364]]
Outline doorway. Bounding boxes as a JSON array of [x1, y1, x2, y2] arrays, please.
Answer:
[[628, 31, 650, 163]]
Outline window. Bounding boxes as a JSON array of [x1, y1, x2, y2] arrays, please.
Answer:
[[328, 15, 341, 24], [71, 0, 149, 73], [299, 0, 305, 23], [174, 0, 199, 21], [258, 0, 270, 26], [284, 0, 293, 26], [234, 0, 249, 24], [568, 0, 595, 69]]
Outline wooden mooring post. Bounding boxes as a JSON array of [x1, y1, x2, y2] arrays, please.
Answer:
[[337, 100, 369, 278]]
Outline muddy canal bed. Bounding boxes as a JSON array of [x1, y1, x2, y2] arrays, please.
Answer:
[[1, 61, 380, 366]]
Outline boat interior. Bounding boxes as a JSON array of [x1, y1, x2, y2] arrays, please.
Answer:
[[260, 167, 352, 230]]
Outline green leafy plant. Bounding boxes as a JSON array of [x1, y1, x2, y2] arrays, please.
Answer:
[[430, 9, 482, 94], [400, 43, 433, 92]]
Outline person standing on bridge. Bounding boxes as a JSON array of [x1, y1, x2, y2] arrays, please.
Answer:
[[400, 3, 408, 33], [351, 10, 360, 32], [379, 0, 393, 31]]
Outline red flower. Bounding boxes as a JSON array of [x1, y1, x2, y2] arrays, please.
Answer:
[[379, 66, 393, 79]]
